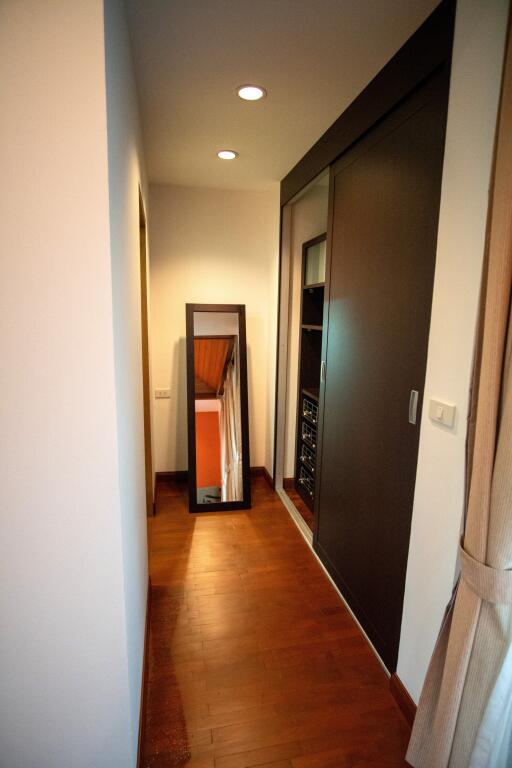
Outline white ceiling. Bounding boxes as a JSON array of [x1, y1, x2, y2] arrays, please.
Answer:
[[125, 0, 440, 191]]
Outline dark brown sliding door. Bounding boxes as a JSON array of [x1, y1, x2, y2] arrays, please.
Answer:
[[315, 71, 449, 671]]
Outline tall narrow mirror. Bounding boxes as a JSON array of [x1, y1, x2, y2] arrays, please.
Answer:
[[186, 304, 251, 512]]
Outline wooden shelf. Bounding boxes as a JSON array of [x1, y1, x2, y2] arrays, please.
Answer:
[[295, 233, 326, 515], [303, 282, 325, 290], [302, 387, 319, 402]]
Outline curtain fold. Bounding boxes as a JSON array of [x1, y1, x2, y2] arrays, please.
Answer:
[[220, 344, 242, 502], [406, 15, 512, 768]]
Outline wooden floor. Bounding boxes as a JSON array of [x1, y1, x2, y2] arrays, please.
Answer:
[[283, 487, 315, 532], [142, 476, 410, 767]]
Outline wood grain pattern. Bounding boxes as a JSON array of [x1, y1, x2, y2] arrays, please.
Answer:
[[284, 488, 314, 533], [194, 337, 234, 396], [250, 466, 274, 490], [141, 476, 410, 766], [389, 673, 416, 728]]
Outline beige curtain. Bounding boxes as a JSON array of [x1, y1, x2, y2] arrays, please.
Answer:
[[220, 345, 242, 502], [406, 18, 512, 768]]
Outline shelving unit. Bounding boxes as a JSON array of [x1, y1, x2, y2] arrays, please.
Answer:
[[294, 233, 326, 517], [302, 386, 319, 402]]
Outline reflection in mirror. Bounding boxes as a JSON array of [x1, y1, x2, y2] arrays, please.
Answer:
[[186, 305, 251, 512], [194, 318, 240, 503]]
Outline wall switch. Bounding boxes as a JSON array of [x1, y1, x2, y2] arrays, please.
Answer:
[[155, 388, 171, 399], [429, 398, 456, 428]]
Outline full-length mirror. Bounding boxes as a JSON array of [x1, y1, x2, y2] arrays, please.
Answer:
[[186, 304, 251, 512]]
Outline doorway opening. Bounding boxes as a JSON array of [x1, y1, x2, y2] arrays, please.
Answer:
[[274, 170, 329, 542]]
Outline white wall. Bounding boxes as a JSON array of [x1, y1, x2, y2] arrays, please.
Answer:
[[284, 182, 329, 477], [397, 0, 509, 702], [104, 0, 149, 759], [0, 1, 148, 765], [149, 184, 280, 474]]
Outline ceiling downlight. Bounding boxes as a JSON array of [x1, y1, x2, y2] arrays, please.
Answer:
[[217, 150, 239, 160], [237, 85, 267, 101]]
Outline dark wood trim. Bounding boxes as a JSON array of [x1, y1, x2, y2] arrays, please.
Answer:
[[283, 477, 295, 491], [250, 466, 274, 489], [302, 232, 327, 260], [186, 304, 251, 513], [136, 576, 151, 768], [390, 672, 417, 728], [155, 470, 188, 483], [280, 0, 455, 205], [186, 303, 246, 313], [330, 68, 447, 179], [193, 392, 218, 400], [157, 468, 271, 486]]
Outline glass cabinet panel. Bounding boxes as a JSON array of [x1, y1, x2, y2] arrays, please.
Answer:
[[304, 239, 326, 286]]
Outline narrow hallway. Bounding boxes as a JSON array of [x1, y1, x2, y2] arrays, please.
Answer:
[[142, 477, 410, 767]]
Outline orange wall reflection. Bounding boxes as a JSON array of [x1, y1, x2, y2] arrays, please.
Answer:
[[195, 411, 221, 488]]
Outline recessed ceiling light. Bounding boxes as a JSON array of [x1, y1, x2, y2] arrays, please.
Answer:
[[237, 85, 267, 101], [217, 150, 239, 160]]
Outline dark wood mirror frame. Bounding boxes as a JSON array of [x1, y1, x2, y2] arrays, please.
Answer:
[[186, 303, 251, 513]]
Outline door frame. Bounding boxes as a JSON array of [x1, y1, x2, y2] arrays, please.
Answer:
[[139, 189, 154, 516]]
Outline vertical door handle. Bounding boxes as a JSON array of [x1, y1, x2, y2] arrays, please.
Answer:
[[409, 390, 419, 424], [320, 360, 326, 383]]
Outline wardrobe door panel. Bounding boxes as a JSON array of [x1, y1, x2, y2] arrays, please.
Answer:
[[315, 74, 448, 671]]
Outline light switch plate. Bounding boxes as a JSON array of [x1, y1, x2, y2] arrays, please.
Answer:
[[429, 398, 456, 428], [155, 388, 171, 399]]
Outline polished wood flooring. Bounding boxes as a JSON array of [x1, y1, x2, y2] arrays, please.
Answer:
[[283, 487, 315, 533], [142, 476, 410, 767]]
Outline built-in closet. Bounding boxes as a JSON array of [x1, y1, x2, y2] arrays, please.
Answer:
[[278, 175, 329, 534], [294, 234, 326, 514], [275, 0, 455, 673]]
